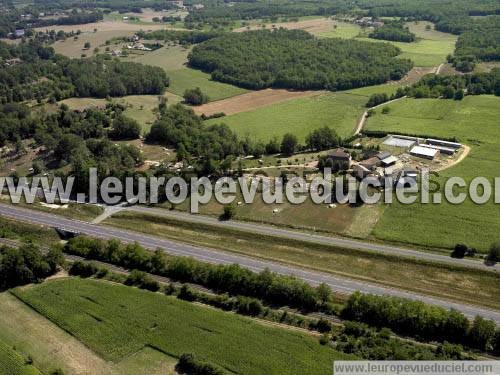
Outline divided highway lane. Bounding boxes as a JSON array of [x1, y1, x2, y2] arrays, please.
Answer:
[[1, 204, 499, 323], [125, 205, 500, 272]]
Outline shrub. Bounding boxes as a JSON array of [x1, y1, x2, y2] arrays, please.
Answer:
[[236, 296, 264, 316], [69, 261, 98, 278], [451, 244, 468, 258], [110, 115, 141, 140], [125, 270, 160, 292], [467, 316, 496, 351], [176, 353, 225, 375], [488, 241, 500, 262], [183, 87, 209, 105], [221, 204, 236, 220]]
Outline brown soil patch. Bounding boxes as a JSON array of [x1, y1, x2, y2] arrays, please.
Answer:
[[193, 88, 324, 117], [392, 67, 436, 86], [234, 17, 336, 35]]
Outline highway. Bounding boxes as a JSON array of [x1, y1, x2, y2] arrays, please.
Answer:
[[1, 203, 499, 323], [125, 205, 500, 272]]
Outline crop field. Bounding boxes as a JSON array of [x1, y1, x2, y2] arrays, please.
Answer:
[[0, 340, 40, 375], [205, 92, 367, 142], [166, 68, 249, 101], [105, 212, 500, 310], [193, 88, 322, 116], [13, 278, 350, 374], [365, 95, 500, 251], [0, 292, 177, 374]]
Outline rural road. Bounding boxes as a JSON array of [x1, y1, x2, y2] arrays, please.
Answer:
[[1, 204, 499, 323], [125, 205, 500, 272]]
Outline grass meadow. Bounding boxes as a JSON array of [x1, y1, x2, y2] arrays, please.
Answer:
[[13, 278, 351, 374], [320, 21, 456, 67], [365, 95, 500, 252], [205, 92, 367, 142], [166, 68, 249, 101]]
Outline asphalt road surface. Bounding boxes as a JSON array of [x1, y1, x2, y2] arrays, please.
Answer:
[[125, 205, 500, 272], [1, 204, 499, 323]]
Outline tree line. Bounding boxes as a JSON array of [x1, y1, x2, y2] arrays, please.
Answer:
[[188, 29, 413, 91], [342, 292, 500, 353], [63, 236, 336, 312]]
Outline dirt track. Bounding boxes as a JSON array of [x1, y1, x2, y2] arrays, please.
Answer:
[[193, 88, 324, 116]]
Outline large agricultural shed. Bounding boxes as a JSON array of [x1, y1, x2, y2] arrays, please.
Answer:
[[410, 145, 440, 160], [383, 136, 417, 148]]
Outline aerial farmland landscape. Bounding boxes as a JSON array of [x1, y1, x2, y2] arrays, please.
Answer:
[[0, 0, 500, 374]]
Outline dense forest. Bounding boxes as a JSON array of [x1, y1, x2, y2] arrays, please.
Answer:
[[189, 29, 413, 91], [0, 41, 169, 103], [369, 21, 416, 43]]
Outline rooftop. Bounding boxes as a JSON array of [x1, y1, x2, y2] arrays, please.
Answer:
[[410, 145, 439, 158]]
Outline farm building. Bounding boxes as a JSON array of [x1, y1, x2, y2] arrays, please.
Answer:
[[353, 164, 371, 179], [360, 156, 380, 170], [377, 151, 391, 160], [410, 145, 440, 160], [328, 149, 352, 165], [420, 144, 456, 155], [425, 139, 462, 149], [383, 136, 417, 149], [380, 155, 398, 167]]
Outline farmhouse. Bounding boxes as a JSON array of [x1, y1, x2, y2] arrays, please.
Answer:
[[359, 156, 380, 170], [328, 148, 352, 167], [410, 145, 440, 160]]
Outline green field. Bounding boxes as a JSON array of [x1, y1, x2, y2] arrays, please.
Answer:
[[166, 68, 248, 101], [123, 44, 248, 102], [13, 278, 350, 374], [126, 45, 191, 72], [365, 95, 500, 251], [318, 21, 362, 39], [0, 341, 40, 375], [321, 21, 457, 67], [206, 92, 366, 142]]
